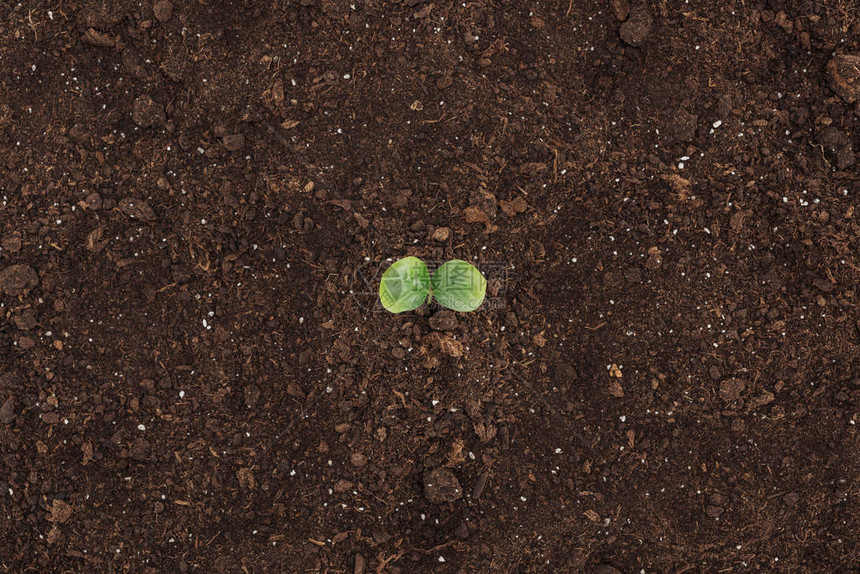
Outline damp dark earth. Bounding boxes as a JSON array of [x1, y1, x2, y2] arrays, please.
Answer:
[[1, 1, 860, 572]]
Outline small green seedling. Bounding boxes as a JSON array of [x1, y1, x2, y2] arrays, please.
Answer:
[[379, 257, 486, 314], [378, 256, 431, 314]]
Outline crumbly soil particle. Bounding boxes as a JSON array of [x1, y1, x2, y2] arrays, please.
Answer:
[[827, 54, 860, 103], [0, 264, 39, 296], [423, 467, 464, 504], [1, 1, 859, 572], [619, 3, 653, 47]]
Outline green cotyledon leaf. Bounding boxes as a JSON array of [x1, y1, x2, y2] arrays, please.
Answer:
[[431, 259, 486, 312], [378, 256, 431, 313]]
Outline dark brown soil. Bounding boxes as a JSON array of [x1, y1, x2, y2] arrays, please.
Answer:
[[2, 1, 860, 572]]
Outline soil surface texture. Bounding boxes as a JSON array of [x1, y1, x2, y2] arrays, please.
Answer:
[[1, 1, 860, 572]]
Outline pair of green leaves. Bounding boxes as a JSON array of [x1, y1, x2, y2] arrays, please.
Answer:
[[379, 257, 487, 314]]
